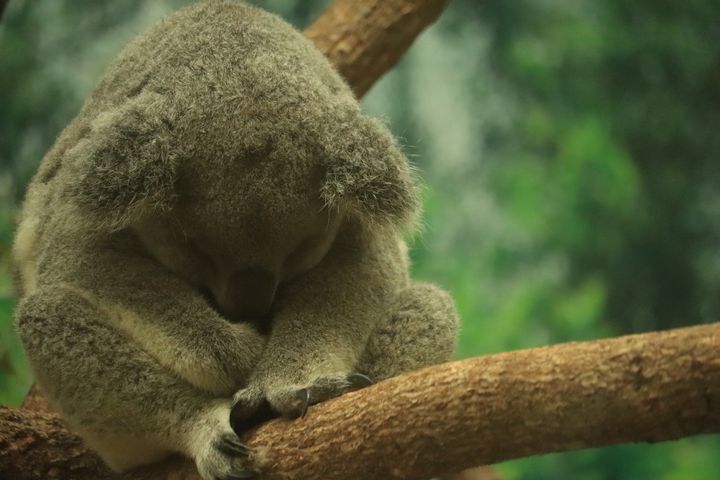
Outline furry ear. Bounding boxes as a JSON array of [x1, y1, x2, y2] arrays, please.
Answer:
[[68, 92, 180, 230], [320, 115, 420, 228]]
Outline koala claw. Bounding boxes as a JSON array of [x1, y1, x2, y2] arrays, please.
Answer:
[[196, 427, 257, 480], [346, 372, 374, 388], [221, 473, 257, 480], [274, 372, 375, 420], [216, 434, 251, 459], [291, 388, 311, 419], [230, 372, 376, 432]]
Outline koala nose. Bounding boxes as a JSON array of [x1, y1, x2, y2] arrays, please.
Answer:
[[221, 267, 278, 320]]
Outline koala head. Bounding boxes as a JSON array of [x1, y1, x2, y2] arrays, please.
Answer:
[[63, 1, 420, 320]]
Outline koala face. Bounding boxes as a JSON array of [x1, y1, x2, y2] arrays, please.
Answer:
[[134, 150, 343, 322], [62, 0, 420, 323]]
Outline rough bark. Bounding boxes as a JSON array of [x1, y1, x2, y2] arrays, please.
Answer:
[[305, 0, 450, 97], [0, 407, 112, 480], [3, 322, 719, 480]]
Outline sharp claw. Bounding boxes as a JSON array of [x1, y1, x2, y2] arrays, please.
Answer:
[[294, 388, 310, 418], [347, 373, 373, 388], [216, 434, 250, 458], [225, 472, 257, 480]]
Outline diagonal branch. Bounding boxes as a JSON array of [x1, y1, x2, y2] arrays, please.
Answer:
[[306, 0, 450, 98], [2, 322, 719, 479]]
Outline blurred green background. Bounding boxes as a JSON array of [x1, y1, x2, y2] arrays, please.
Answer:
[[1, 0, 719, 478]]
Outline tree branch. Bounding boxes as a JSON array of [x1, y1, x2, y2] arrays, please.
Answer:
[[3, 322, 719, 479], [305, 0, 450, 98], [233, 322, 720, 478]]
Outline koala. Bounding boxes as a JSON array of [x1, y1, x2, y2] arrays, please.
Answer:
[[13, 1, 458, 479]]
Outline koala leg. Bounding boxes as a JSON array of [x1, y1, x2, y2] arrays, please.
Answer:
[[357, 282, 459, 381], [65, 242, 266, 398], [16, 286, 256, 479]]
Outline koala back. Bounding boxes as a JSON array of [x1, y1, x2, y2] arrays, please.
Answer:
[[14, 0, 421, 298]]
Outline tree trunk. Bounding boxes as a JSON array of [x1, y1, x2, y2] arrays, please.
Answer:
[[3, 322, 719, 480]]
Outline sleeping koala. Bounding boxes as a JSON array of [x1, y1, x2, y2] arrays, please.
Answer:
[[13, 1, 458, 478]]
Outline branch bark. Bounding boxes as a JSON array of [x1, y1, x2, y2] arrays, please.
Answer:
[[306, 0, 450, 98], [3, 322, 719, 480]]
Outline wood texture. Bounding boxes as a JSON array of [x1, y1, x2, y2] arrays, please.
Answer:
[[243, 322, 720, 479], [0, 407, 109, 480], [305, 0, 450, 97], [3, 322, 719, 480]]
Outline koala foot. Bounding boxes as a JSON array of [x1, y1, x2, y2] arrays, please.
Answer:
[[289, 373, 373, 418], [192, 402, 259, 480], [230, 373, 373, 436]]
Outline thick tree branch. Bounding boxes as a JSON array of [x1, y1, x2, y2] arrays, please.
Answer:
[[305, 0, 450, 98], [239, 322, 720, 478], [2, 322, 719, 479]]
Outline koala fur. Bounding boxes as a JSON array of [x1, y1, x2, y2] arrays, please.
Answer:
[[13, 1, 459, 478]]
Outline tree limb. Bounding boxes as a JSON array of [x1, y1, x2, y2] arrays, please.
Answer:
[[238, 322, 720, 479], [305, 0, 450, 98], [3, 322, 719, 479]]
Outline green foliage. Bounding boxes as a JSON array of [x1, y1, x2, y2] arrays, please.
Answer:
[[0, 295, 29, 406], [1, 0, 719, 477]]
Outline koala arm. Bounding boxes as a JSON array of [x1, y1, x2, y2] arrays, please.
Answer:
[[232, 220, 407, 421], [66, 232, 266, 396]]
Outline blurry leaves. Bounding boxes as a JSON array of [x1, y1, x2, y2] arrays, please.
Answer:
[[0, 296, 29, 406], [376, 0, 720, 475]]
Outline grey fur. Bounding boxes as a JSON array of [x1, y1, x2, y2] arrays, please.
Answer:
[[13, 1, 458, 478]]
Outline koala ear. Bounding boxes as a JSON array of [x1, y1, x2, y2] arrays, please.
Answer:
[[320, 116, 420, 228], [68, 92, 180, 230]]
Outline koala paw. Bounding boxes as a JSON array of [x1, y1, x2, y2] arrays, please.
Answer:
[[193, 403, 259, 480], [229, 384, 277, 435], [230, 373, 373, 436], [201, 434, 256, 480]]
